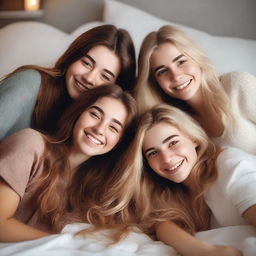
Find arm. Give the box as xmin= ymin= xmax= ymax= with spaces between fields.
xmin=0 ymin=69 xmax=41 ymax=140
xmin=0 ymin=178 xmax=49 ymax=242
xmin=243 ymin=205 xmax=256 ymax=227
xmin=156 ymin=221 xmax=241 ymax=256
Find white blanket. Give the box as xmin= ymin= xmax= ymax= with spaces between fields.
xmin=0 ymin=224 xmax=255 ymax=256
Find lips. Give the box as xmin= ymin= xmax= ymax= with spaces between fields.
xmin=85 ymin=132 xmax=104 ymax=145
xmin=164 ymin=159 xmax=184 ymax=172
xmin=74 ymin=79 xmax=89 ymax=92
xmin=174 ymin=79 xmax=192 ymax=90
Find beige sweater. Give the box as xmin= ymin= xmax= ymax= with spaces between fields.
xmin=213 ymin=71 xmax=256 ymax=154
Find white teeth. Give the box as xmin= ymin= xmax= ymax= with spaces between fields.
xmin=176 ymin=80 xmax=191 ymax=90
xmin=86 ymin=134 xmax=102 ymax=145
xmin=166 ymin=160 xmax=183 ymax=171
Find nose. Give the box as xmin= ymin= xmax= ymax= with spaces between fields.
xmin=82 ymin=69 xmax=97 ymax=87
xmin=169 ymin=67 xmax=182 ymax=82
xmin=160 ymin=151 xmax=171 ymax=164
xmin=93 ymin=120 xmax=106 ymax=136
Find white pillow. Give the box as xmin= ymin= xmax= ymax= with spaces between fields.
xmin=0 ymin=21 xmax=104 ymax=78
xmin=103 ymin=0 xmax=256 ymax=76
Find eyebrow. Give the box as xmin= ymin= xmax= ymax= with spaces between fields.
xmin=153 ymin=54 xmax=185 ymax=73
xmin=85 ymin=54 xmax=116 ymax=79
xmin=144 ymin=134 xmax=178 ymax=155
xmin=90 ymin=106 xmax=124 ymax=128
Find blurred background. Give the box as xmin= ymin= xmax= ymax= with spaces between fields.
xmin=0 ymin=0 xmax=255 ymax=39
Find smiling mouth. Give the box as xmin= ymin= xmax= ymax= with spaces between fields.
xmin=85 ymin=133 xmax=103 ymax=145
xmin=174 ymin=80 xmax=192 ymax=90
xmin=164 ymin=159 xmax=184 ymax=172
xmin=75 ymin=79 xmax=89 ymax=92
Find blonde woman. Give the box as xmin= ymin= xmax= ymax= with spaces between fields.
xmin=134 ymin=25 xmax=256 ymax=154
xmin=122 ymin=104 xmax=256 ymax=256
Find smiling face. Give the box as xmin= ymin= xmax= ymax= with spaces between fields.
xmin=71 ymin=96 xmax=128 ymax=162
xmin=150 ymin=42 xmax=202 ymax=102
xmin=142 ymin=122 xmax=198 ymax=186
xmin=66 ymin=45 xmax=121 ymax=99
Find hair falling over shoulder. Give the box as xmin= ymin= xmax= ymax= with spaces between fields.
xmin=121 ymin=104 xmax=220 ymax=238
xmin=30 ymin=85 xmax=137 ymax=232
xmin=2 ymin=25 xmax=136 ymax=135
xmin=134 ymin=25 xmax=233 ymax=125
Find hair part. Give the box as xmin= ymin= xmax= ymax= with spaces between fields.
xmin=134 ymin=25 xmax=233 ymax=127
xmin=31 ymin=85 xmax=137 ymax=232
xmin=123 ymin=104 xmax=219 ymax=237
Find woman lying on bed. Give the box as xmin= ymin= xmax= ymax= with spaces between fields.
xmin=0 ymin=24 xmax=136 ymax=140
xmin=0 ymin=85 xmax=137 ymax=242
xmin=134 ymin=25 xmax=256 ymax=155
xmin=121 ymin=104 xmax=256 ymax=256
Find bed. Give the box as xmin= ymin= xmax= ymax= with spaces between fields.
xmin=0 ymin=0 xmax=256 ymax=254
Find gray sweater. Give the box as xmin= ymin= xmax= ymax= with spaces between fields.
xmin=0 ymin=69 xmax=41 ymax=140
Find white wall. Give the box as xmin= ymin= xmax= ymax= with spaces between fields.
xmin=0 ymin=0 xmax=255 ymax=39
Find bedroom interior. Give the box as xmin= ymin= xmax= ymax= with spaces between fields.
xmin=0 ymin=0 xmax=256 ymax=255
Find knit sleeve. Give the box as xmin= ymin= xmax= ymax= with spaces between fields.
xmin=0 ymin=69 xmax=41 ymax=140
xmin=220 ymin=71 xmax=256 ymax=123
xmin=0 ymin=128 xmax=45 ymax=198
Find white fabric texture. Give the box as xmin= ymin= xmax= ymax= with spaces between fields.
xmin=103 ymin=0 xmax=256 ymax=76
xmin=0 ymin=223 xmax=255 ymax=256
xmin=205 ymin=147 xmax=256 ymax=227
xmin=213 ymin=71 xmax=256 ymax=154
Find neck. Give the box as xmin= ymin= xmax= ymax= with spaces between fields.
xmin=68 ymin=150 xmax=90 ymax=170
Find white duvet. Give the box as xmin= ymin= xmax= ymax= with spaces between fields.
xmin=0 ymin=224 xmax=255 ymax=256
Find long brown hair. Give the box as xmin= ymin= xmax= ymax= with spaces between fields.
xmin=2 ymin=25 xmax=136 ymax=134
xmin=31 ymin=85 xmax=137 ymax=232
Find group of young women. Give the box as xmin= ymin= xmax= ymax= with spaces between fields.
xmin=0 ymin=23 xmax=255 ymax=256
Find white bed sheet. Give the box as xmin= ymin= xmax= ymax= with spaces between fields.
xmin=0 ymin=223 xmax=255 ymax=256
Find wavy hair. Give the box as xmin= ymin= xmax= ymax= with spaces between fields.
xmin=122 ymin=104 xmax=219 ymax=238
xmin=134 ymin=25 xmax=233 ymax=126
xmin=2 ymin=25 xmax=136 ymax=134
xmin=30 ymin=85 xmax=137 ymax=232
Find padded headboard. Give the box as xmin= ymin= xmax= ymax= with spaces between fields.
xmin=0 ymin=0 xmax=255 ymax=40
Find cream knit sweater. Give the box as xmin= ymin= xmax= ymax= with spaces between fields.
xmin=213 ymin=71 xmax=256 ymax=154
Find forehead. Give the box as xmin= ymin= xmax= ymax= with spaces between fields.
xmin=143 ymin=122 xmax=181 ymax=149
xmin=150 ymin=42 xmax=181 ymax=66
xmin=90 ymin=96 xmax=128 ymax=124
xmin=86 ymin=45 xmax=121 ymax=74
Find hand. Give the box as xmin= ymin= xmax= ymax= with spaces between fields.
xmin=207 ymin=245 xmax=242 ymax=256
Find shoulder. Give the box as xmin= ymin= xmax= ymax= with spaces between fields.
xmin=217 ymin=146 xmax=254 ymax=162
xmin=216 ymin=146 xmax=256 ymax=174
xmin=1 ymin=69 xmax=41 ymax=90
xmin=0 ymin=128 xmax=45 ymax=155
xmin=219 ymin=71 xmax=256 ymax=89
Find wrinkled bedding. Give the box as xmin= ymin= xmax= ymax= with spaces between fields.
xmin=0 ymin=224 xmax=255 ymax=256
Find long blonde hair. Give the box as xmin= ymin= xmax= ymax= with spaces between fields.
xmin=134 ymin=25 xmax=232 ymax=125
xmin=125 ymin=104 xmax=219 ymax=238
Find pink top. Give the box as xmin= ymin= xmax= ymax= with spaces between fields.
xmin=0 ymin=128 xmax=52 ymax=232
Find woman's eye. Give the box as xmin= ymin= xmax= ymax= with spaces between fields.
xmin=89 ymin=111 xmax=100 ymax=119
xmin=101 ymin=73 xmax=111 ymax=82
xmin=109 ymin=125 xmax=119 ymax=133
xmin=156 ymin=69 xmax=167 ymax=77
xmin=82 ymin=59 xmax=92 ymax=68
xmin=147 ymin=151 xmax=158 ymax=158
xmin=178 ymin=59 xmax=186 ymax=65
xmin=169 ymin=140 xmax=178 ymax=147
